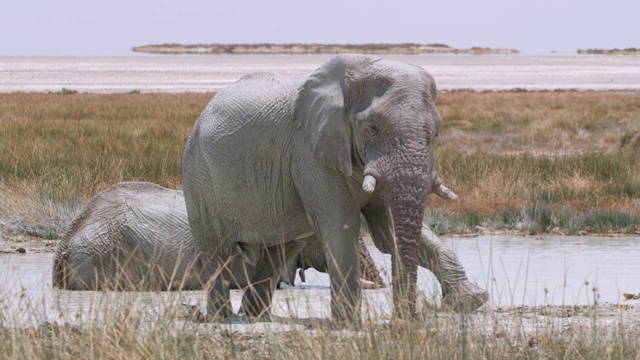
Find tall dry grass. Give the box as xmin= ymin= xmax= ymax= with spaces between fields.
xmin=436 ymin=91 xmax=640 ymax=155
xmin=2 ymin=264 xmax=639 ymax=360
xmin=432 ymin=91 xmax=640 ymax=234
xmin=1 ymin=294 xmax=639 ymax=359
xmin=0 ymin=92 xmax=209 ymax=190
xmin=0 ymin=92 xmax=210 ymax=237
xmin=1 ymin=91 xmax=639 ymax=237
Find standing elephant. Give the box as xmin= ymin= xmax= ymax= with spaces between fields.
xmin=52 ymin=182 xmax=382 ymax=291
xmin=182 ymin=54 xmax=488 ymax=322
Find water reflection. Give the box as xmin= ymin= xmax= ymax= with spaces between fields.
xmin=1 ymin=235 xmax=639 ymax=326
xmin=439 ymin=235 xmax=640 ymax=306
xmin=0 ymin=253 xmax=203 ymax=326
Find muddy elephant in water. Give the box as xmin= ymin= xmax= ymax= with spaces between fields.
xmin=182 ymin=54 xmax=488 ymax=322
xmin=52 ymin=182 xmax=383 ymax=291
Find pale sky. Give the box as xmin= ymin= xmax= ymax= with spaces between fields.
xmin=1 ymin=0 xmax=638 ymax=56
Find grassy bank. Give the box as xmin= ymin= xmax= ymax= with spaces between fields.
xmin=0 ymin=93 xmax=207 ymax=237
xmin=0 ymin=91 xmax=639 ymax=237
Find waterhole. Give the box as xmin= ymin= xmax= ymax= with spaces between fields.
xmin=1 ymin=235 xmax=638 ymax=326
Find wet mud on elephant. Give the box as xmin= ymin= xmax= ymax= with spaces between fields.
xmin=181 ymin=54 xmax=488 ymax=323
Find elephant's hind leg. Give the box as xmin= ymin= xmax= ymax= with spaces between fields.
xmin=205 ymin=257 xmax=233 ymax=321
xmin=241 ymin=241 xmax=307 ymax=319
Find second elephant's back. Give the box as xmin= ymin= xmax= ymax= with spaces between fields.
xmin=53 ymin=182 xmax=201 ymax=290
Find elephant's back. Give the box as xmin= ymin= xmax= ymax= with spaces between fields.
xmin=54 ymin=182 xmax=143 ymax=289
xmin=55 ymin=183 xmax=142 ymax=255
xmin=182 ymin=72 xmax=300 ymax=190
xmin=116 ymin=183 xmax=199 ymax=287
xmin=115 ymin=182 xmax=191 ymax=245
xmin=58 ymin=182 xmax=189 ymax=250
xmin=53 ymin=182 xmax=198 ymax=290
xmin=191 ymin=72 xmax=300 ymax=140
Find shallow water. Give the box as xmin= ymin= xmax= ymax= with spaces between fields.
xmin=438 ymin=235 xmax=640 ymax=307
xmin=369 ymin=234 xmax=640 ymax=307
xmin=1 ymin=235 xmax=638 ymax=326
xmin=2 ymin=54 xmax=640 ymax=93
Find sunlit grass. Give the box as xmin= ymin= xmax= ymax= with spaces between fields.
xmin=0 ymin=92 xmax=209 ymax=237
xmin=436 ymin=91 xmax=640 ymax=155
xmin=1 ymin=91 xmax=639 ymax=237
xmin=431 ymin=149 xmax=640 ymax=234
xmin=0 ymin=93 xmax=207 ymax=191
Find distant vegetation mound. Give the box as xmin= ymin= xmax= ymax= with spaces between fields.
xmin=577 ymin=48 xmax=640 ymax=55
xmin=132 ymin=43 xmax=519 ymax=55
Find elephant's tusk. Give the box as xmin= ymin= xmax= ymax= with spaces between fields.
xmin=434 ymin=184 xmax=458 ymax=201
xmin=362 ymin=175 xmax=376 ymax=193
xmin=359 ymin=278 xmax=381 ymax=289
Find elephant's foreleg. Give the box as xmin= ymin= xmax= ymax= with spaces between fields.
xmin=321 ymin=222 xmax=362 ymax=324
xmin=294 ymin=170 xmax=363 ymax=324
xmin=277 ymin=260 xmax=298 ymax=289
xmin=240 ymin=271 xmax=275 ymax=318
xmin=418 ymin=225 xmax=488 ymax=313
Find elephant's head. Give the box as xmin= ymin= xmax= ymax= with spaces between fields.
xmin=293 ymin=54 xmax=448 ymax=314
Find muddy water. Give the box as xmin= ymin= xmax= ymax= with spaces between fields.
xmin=2 ymin=55 xmax=640 ymax=93
xmin=1 ymin=235 xmax=639 ymax=325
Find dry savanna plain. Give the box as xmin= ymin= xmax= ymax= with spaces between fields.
xmin=1 ymin=90 xmax=640 ymax=358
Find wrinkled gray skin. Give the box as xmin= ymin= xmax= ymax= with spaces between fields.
xmin=52 ymin=182 xmax=382 ymax=291
xmin=182 ymin=54 xmax=488 ymax=322
xmin=53 ymin=182 xmax=205 ymax=291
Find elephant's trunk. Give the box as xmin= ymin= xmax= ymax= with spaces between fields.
xmin=381 ymin=157 xmax=432 ymax=316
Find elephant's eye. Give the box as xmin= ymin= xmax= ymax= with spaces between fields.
xmin=368 ymin=124 xmax=379 ymax=136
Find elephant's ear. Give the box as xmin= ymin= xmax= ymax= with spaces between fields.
xmin=293 ymin=55 xmax=369 ymax=177
xmin=426 ymin=72 xmax=438 ymax=100
xmin=406 ymin=62 xmax=438 ymax=100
